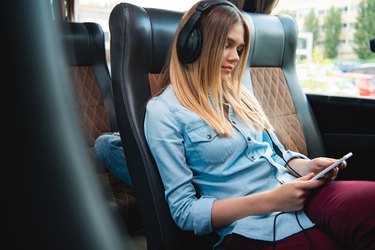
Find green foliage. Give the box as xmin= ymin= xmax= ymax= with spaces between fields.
xmin=298 ymin=48 xmax=336 ymax=94
xmin=353 ymin=0 xmax=375 ymax=60
xmin=300 ymin=78 xmax=332 ymax=93
xmin=312 ymin=47 xmax=331 ymax=64
xmin=324 ymin=7 xmax=341 ymax=59
xmin=304 ymin=10 xmax=319 ymax=47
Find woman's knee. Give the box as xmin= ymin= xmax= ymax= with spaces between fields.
xmin=94 ymin=133 xmax=123 ymax=161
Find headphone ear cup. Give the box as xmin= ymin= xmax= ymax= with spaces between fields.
xmin=177 ymin=0 xmax=236 ymax=64
xmin=178 ymin=28 xmax=202 ymax=64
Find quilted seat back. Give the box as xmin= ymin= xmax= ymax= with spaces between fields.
xmin=245 ymin=13 xmax=325 ymax=157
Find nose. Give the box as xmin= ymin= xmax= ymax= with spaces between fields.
xmin=228 ymin=48 xmax=240 ymax=61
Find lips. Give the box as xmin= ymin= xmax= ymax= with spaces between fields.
xmin=222 ymin=65 xmax=233 ymax=73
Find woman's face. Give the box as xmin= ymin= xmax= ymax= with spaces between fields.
xmin=221 ymin=21 xmax=245 ymax=83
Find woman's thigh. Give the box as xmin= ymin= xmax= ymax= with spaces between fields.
xmin=222 ymin=228 xmax=340 ymax=250
xmin=304 ymin=180 xmax=375 ymax=250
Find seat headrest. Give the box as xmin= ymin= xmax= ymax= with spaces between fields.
xmin=147 ymin=8 xmax=183 ymax=72
xmin=245 ymin=13 xmax=298 ymax=68
xmin=60 ymin=22 xmax=106 ymax=66
xmin=109 ymin=4 xmax=183 ymax=75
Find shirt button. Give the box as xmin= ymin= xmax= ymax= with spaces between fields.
xmin=207 ymin=134 xmax=212 ymax=139
xmin=251 ymin=156 xmax=256 ymax=160
xmin=247 ymin=137 xmax=252 ymax=141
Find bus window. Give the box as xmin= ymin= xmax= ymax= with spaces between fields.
xmin=78 ymin=0 xmax=375 ymax=99
xmin=78 ymin=0 xmax=199 ymax=70
xmin=273 ymin=0 xmax=375 ymax=99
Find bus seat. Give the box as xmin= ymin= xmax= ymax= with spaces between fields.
xmin=109 ymin=3 xmax=326 ymax=249
xmin=109 ymin=4 xmax=213 ymax=249
xmin=245 ymin=13 xmax=325 ymax=158
xmin=60 ymin=21 xmax=142 ymax=233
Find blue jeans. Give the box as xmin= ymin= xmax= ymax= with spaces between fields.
xmin=94 ymin=132 xmax=132 ymax=187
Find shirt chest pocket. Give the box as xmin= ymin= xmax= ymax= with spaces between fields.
xmin=186 ymin=124 xmax=235 ymax=165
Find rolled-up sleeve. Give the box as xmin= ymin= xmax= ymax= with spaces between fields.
xmin=190 ymin=196 xmax=215 ymax=234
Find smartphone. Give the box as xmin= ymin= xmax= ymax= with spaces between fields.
xmin=311 ymin=152 xmax=353 ymax=180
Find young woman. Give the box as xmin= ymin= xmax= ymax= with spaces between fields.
xmin=143 ymin=1 xmax=375 ymax=249
xmin=93 ymin=0 xmax=279 ymax=189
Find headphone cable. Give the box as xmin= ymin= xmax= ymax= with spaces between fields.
xmin=266 ymin=130 xmax=302 ymax=178
xmin=272 ymin=212 xmax=313 ymax=250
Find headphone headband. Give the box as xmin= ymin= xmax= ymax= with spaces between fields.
xmin=177 ymin=0 xmax=236 ymax=64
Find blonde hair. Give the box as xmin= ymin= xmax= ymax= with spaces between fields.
xmin=158 ymin=1 xmax=273 ymax=136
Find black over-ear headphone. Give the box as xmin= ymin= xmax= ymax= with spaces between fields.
xmin=177 ymin=0 xmax=236 ymax=64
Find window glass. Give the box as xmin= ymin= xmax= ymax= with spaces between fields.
xmin=78 ymin=0 xmax=198 ymax=70
xmin=274 ymin=0 xmax=375 ymax=98
xmin=79 ymin=0 xmax=375 ymax=98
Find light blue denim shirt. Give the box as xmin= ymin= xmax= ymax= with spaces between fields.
xmin=144 ymin=86 xmax=314 ymax=245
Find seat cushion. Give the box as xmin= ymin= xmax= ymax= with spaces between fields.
xmin=251 ymin=67 xmax=307 ymax=155
xmin=70 ymin=66 xmax=110 ymax=146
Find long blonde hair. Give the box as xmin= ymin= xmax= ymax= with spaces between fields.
xmin=158 ymin=1 xmax=273 ymax=136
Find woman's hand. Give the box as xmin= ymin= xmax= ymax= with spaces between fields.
xmin=288 ymin=157 xmax=347 ymax=181
xmin=308 ymin=157 xmax=347 ymax=181
xmin=270 ymin=173 xmax=324 ymax=212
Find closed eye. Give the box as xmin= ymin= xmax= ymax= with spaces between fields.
xmin=226 ymin=39 xmax=244 ymax=57
xmin=237 ymin=48 xmax=244 ymax=57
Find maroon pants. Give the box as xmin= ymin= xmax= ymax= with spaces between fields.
xmin=223 ymin=181 xmax=375 ymax=250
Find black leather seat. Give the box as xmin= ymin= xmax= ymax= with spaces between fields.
xmin=109 ymin=3 xmax=325 ymax=249
xmin=60 ymin=21 xmax=117 ymax=136
xmin=8 ymin=2 xmax=132 ymax=248
xmin=60 ymin=21 xmax=142 ymax=234
xmin=245 ymin=13 xmax=325 ymax=158
xmin=110 ymin=4 xmax=213 ymax=249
